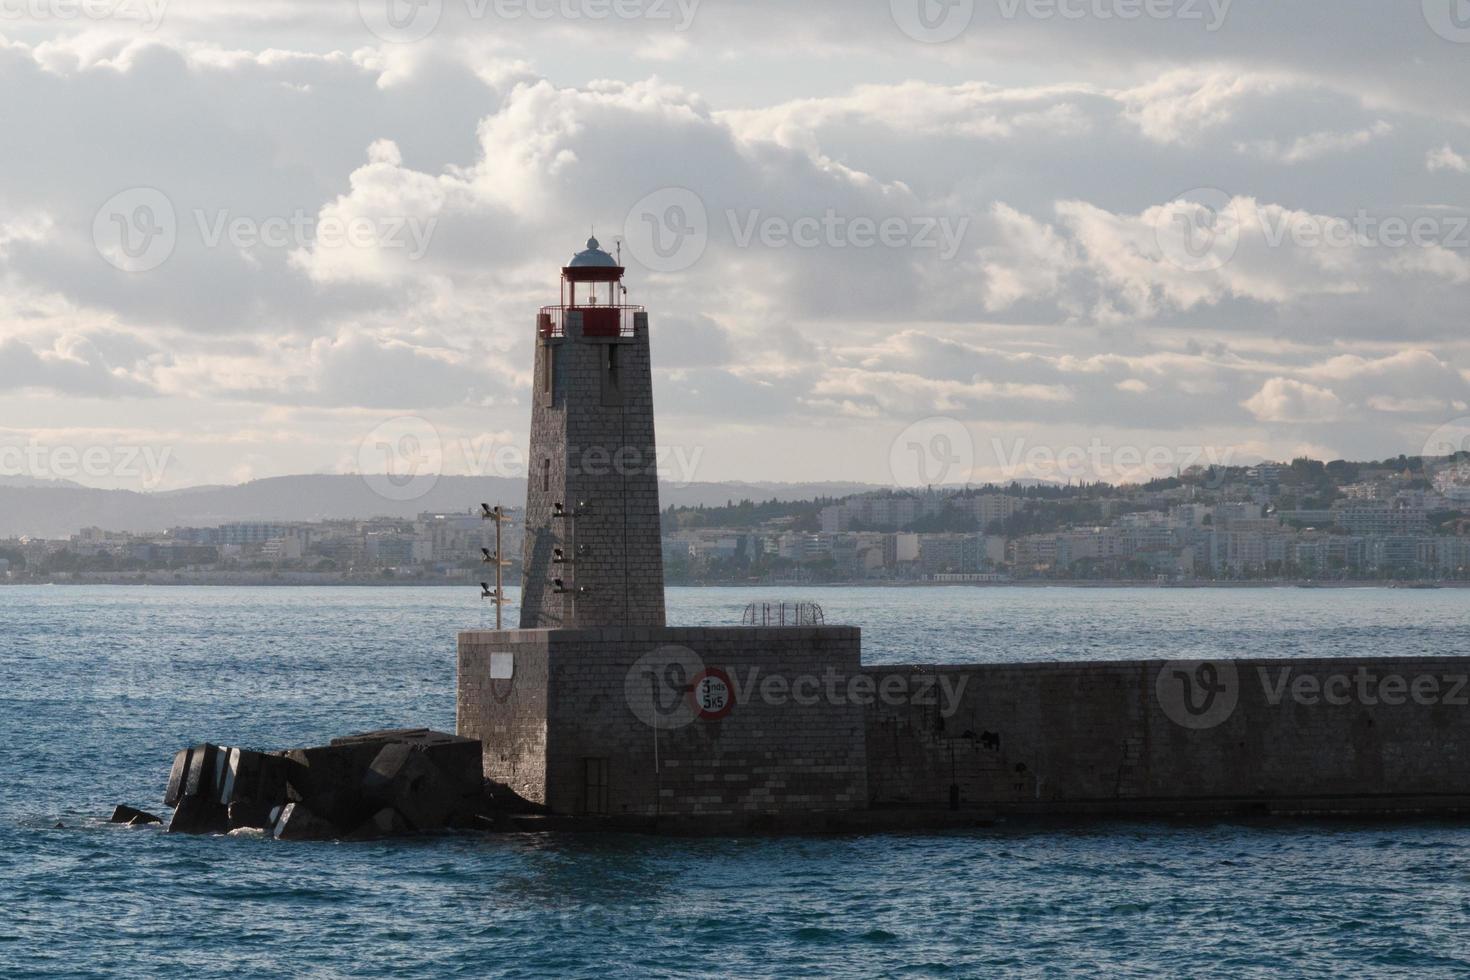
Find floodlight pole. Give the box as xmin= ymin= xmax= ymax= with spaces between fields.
xmin=481 ymin=505 xmax=512 ymax=629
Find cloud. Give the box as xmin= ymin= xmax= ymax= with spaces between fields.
xmin=288 ymin=139 xmax=451 ymax=284
xmin=654 ymin=314 xmax=733 ymax=368
xmin=1428 ymin=144 xmax=1470 ymax=174
xmin=955 ymin=194 xmax=1470 ymax=340
xmin=1296 ymin=350 xmax=1468 ymax=420
xmin=0 ymin=334 xmax=154 ymax=397
xmin=305 ymin=332 xmax=510 ymax=409
xmin=977 ymin=203 xmax=1079 ymax=315
xmin=1243 ymin=378 xmax=1344 ymax=423
xmin=724 ymin=80 xmax=1103 ymax=148
xmin=1239 ymin=121 xmax=1392 ymax=164
xmin=3 ymin=17 xmax=1470 ymax=486
xmin=1119 ymin=71 xmax=1286 ymax=145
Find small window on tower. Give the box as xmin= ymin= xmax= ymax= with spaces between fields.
xmin=543 ymin=345 xmax=556 ymax=393
xmin=542 ymin=458 xmax=550 ymax=492
xmin=600 ymin=343 xmax=624 ymax=408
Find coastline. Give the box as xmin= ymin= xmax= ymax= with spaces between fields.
xmin=2 ymin=577 xmax=1464 ymax=589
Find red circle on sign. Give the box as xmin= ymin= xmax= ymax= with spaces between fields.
xmin=689 ymin=668 xmax=735 ymax=720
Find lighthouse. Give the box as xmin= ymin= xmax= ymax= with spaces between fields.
xmin=458 ymin=233 xmax=865 ymax=820
xmin=457 ymin=237 xmax=1470 ymax=830
xmin=518 ymin=237 xmax=667 ymax=629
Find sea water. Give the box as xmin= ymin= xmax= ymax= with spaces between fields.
xmin=3 ymin=585 xmax=1469 ymax=977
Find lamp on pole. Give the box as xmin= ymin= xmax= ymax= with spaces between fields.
xmin=480 ymin=504 xmax=513 ymax=630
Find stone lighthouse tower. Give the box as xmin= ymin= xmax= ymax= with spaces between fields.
xmin=518 ymin=237 xmax=666 ymax=629
xmin=459 ymin=233 xmax=865 ymax=819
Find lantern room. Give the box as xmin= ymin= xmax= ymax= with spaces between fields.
xmin=538 ymin=236 xmax=644 ymax=339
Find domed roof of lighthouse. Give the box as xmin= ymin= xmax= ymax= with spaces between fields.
xmin=568 ymin=236 xmax=619 ymax=268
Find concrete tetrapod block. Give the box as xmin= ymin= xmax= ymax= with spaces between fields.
xmin=159 ymin=731 xmax=486 ymax=840
xmin=348 ymin=807 xmax=411 ymax=840
xmin=218 ymin=749 xmax=296 ymax=830
xmin=110 ymin=805 xmax=162 ymax=826
xmin=273 ymin=745 xmax=370 ymax=827
xmin=165 ymin=742 xmax=300 ymax=834
xmin=361 ymin=744 xmax=472 ymax=832
xmin=226 ymin=800 xmax=276 ymax=832
xmin=164 ymin=743 xmax=231 ymax=834
xmin=332 ymin=729 xmax=482 ymax=783
xmin=218 ymin=748 xmax=258 ymax=805
xmin=184 ymin=744 xmax=224 ymax=799
xmin=168 ymin=795 xmax=229 ymax=835
xmin=164 ymin=749 xmax=191 ymax=807
xmin=272 ymin=802 xmax=338 ymax=841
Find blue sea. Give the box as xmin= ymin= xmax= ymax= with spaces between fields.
xmin=5 ymin=585 xmax=1470 ymax=978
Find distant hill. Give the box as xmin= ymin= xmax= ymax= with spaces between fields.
xmin=0 ymin=475 xmax=884 ymax=538
xmin=0 ymin=475 xmax=84 ymax=489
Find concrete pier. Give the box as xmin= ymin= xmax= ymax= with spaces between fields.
xmin=457 ymin=237 xmax=1470 ymax=831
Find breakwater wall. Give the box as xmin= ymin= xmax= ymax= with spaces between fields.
xmin=459 ymin=627 xmax=867 ymax=818
xmin=866 ymin=657 xmax=1470 ymax=815
xmin=461 ymin=629 xmax=1470 ymax=824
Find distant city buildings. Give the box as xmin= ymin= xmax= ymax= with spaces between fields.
xmin=659 ymin=456 xmax=1470 ymax=584
xmin=5 ymin=455 xmax=1470 ymax=586
xmin=0 ymin=510 xmax=519 ymax=584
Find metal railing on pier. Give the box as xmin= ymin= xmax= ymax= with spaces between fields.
xmin=741 ymin=602 xmax=826 ymax=627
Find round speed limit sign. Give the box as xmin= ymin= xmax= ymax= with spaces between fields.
xmin=689 ymin=668 xmax=735 ymax=721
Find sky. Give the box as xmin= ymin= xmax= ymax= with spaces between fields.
xmin=2 ymin=0 xmax=1470 ymax=493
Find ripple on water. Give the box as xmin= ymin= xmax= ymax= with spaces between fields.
xmin=7 ymin=586 xmax=1470 ymax=976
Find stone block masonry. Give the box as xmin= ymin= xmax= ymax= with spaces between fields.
xmin=461 ymin=639 xmax=1470 ymax=822
xmin=457 ymin=639 xmax=549 ymax=805
xmin=455 ymin=238 xmax=1470 ymax=829
xmin=865 ymin=657 xmax=1470 ymax=815
xmin=519 ymin=309 xmax=666 ymax=630
xmin=459 ymin=627 xmax=867 ymax=817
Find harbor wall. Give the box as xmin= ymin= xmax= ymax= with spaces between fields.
xmin=461 ymin=631 xmax=1470 ymax=821
xmin=864 ymin=657 xmax=1470 ymax=814
xmin=459 ymin=627 xmax=867 ymax=817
